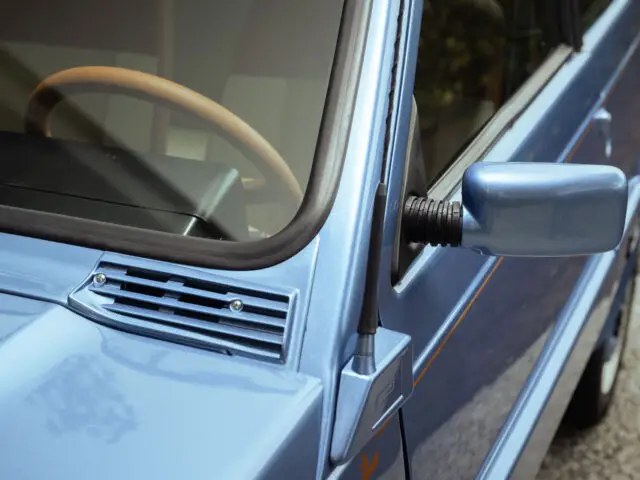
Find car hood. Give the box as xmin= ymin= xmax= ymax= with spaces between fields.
xmin=0 ymin=293 xmax=323 ymax=480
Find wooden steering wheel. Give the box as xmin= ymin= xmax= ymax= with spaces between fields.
xmin=24 ymin=66 xmax=303 ymax=204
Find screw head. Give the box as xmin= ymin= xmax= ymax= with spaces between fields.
xmin=229 ymin=299 xmax=243 ymax=312
xmin=93 ymin=273 xmax=107 ymax=286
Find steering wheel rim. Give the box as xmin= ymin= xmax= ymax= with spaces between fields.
xmin=24 ymin=66 xmax=303 ymax=203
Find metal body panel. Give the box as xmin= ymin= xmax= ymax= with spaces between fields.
xmin=483 ymin=7 xmax=640 ymax=476
xmin=329 ymin=415 xmax=407 ymax=480
xmin=481 ymin=177 xmax=640 ymax=479
xmin=378 ymin=0 xmax=640 ymax=478
xmin=0 ymin=293 xmax=323 ymax=480
xmin=0 ymin=0 xmax=638 ymax=478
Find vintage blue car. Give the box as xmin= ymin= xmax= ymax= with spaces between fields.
xmin=0 ymin=0 xmax=638 ymax=478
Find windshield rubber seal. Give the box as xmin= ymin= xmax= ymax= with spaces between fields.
xmin=0 ymin=0 xmax=372 ymax=270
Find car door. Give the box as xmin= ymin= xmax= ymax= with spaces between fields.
xmin=377 ymin=0 xmax=640 ymax=479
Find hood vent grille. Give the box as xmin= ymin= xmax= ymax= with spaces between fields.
xmin=69 ymin=260 xmax=292 ymax=362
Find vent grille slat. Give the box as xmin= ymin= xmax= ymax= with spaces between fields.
xmin=70 ymin=260 xmax=292 ymax=363
xmin=90 ymin=283 xmax=287 ymax=330
xmin=98 ymin=264 xmax=288 ymax=316
xmin=104 ymin=303 xmax=284 ymax=346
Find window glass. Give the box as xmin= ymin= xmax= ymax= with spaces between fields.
xmin=580 ymin=0 xmax=612 ymax=30
xmin=414 ymin=0 xmax=560 ymax=185
xmin=0 ymin=0 xmax=344 ymax=241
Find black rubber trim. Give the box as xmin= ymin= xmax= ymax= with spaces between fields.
xmin=0 ymin=0 xmax=372 ymax=271
xmin=562 ymin=0 xmax=584 ymax=51
xmin=379 ymin=0 xmax=405 ymax=184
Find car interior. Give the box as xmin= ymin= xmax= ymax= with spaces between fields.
xmin=0 ymin=0 xmax=341 ymax=240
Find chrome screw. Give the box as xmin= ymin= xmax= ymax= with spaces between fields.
xmin=229 ymin=299 xmax=244 ymax=312
xmin=93 ymin=273 xmax=107 ymax=287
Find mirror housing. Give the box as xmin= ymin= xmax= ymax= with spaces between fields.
xmin=461 ymin=163 xmax=627 ymax=256
xmin=404 ymin=162 xmax=628 ymax=257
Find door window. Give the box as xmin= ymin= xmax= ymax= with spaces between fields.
xmin=414 ymin=0 xmax=562 ymax=185
xmin=580 ymin=0 xmax=612 ymax=30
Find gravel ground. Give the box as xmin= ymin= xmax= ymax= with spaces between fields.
xmin=537 ymin=277 xmax=640 ymax=480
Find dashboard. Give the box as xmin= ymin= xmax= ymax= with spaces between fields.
xmin=0 ymin=131 xmax=249 ymax=240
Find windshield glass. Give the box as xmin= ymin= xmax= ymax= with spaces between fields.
xmin=0 ymin=0 xmax=344 ymax=242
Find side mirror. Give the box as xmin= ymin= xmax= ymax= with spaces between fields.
xmin=461 ymin=162 xmax=628 ymax=256
xmin=404 ymin=162 xmax=628 ymax=256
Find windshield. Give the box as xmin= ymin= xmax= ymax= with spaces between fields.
xmin=0 ymin=0 xmax=344 ymax=242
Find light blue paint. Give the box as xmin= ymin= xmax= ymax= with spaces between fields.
xmin=330 ymin=327 xmax=412 ymax=463
xmin=461 ymin=162 xmax=628 ymax=257
xmin=478 ymin=174 xmax=640 ymax=479
xmin=0 ymin=0 xmax=638 ymax=478
xmin=0 ymin=295 xmax=323 ymax=480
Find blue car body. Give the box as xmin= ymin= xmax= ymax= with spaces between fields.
xmin=1 ymin=0 xmax=639 ymax=479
